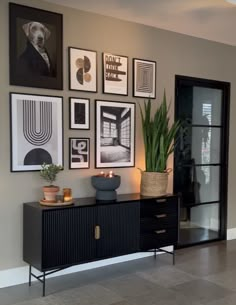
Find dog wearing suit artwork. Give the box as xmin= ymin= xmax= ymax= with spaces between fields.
xmin=17 ymin=21 xmax=55 ymax=77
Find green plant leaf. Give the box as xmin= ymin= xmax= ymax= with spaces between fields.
xmin=139 ymin=90 xmax=182 ymax=172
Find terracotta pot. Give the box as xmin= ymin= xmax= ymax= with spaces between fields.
xmin=43 ymin=186 xmax=60 ymax=203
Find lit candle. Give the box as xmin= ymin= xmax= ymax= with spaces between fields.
xmin=63 ymin=188 xmax=72 ymax=202
xmin=108 ymin=171 xmax=113 ymax=178
xmin=99 ymin=171 xmax=105 ymax=177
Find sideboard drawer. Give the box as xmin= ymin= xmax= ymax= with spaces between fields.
xmin=140 ymin=229 xmax=178 ymax=250
xmin=140 ymin=197 xmax=178 ymax=217
xmin=141 ymin=214 xmax=177 ymax=232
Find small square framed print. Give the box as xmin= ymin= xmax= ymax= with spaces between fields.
xmin=133 ymin=58 xmax=156 ymax=98
xmin=69 ymin=138 xmax=90 ymax=169
xmin=69 ymin=97 xmax=90 ymax=130
xmin=69 ymin=47 xmax=97 ymax=92
xmin=103 ymin=53 xmax=128 ymax=96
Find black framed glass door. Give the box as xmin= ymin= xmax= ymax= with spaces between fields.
xmin=174 ymin=75 xmax=230 ymax=247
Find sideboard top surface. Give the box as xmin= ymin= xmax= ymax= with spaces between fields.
xmin=23 ymin=193 xmax=176 ymax=210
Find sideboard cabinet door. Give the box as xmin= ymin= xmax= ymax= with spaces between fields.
xmin=42 ymin=207 xmax=96 ymax=270
xmin=96 ymin=202 xmax=140 ymax=259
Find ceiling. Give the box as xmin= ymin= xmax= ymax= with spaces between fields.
xmin=44 ymin=0 xmax=236 ymax=46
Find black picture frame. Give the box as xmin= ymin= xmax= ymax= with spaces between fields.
xmin=102 ymin=52 xmax=128 ymax=96
xmin=69 ymin=47 xmax=97 ymax=92
xmin=69 ymin=97 xmax=90 ymax=130
xmin=9 ymin=3 xmax=63 ymax=90
xmin=95 ymin=100 xmax=135 ymax=168
xmin=10 ymin=92 xmax=63 ymax=172
xmin=69 ymin=138 xmax=90 ymax=169
xmin=133 ymin=58 xmax=156 ymax=99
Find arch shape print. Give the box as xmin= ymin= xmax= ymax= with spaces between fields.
xmin=23 ymin=100 xmax=52 ymax=146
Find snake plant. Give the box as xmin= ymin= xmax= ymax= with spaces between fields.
xmin=139 ymin=91 xmax=181 ymax=172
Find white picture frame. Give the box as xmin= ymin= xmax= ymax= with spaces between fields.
xmin=10 ymin=93 xmax=63 ymax=172
xmin=133 ymin=58 xmax=156 ymax=98
xmin=69 ymin=138 xmax=90 ymax=169
xmin=69 ymin=97 xmax=90 ymax=130
xmin=103 ymin=53 xmax=128 ymax=96
xmin=69 ymin=47 xmax=97 ymax=92
xmin=95 ymin=100 xmax=135 ymax=168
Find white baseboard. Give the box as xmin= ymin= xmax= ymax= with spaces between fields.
xmin=227 ymin=228 xmax=236 ymax=240
xmin=0 ymin=247 xmax=173 ymax=288
xmin=3 ymin=228 xmax=235 ymax=289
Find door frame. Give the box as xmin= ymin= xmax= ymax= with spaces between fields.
xmin=174 ymin=75 xmax=230 ymax=245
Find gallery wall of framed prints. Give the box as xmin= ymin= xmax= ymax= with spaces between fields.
xmin=8 ymin=2 xmax=158 ymax=172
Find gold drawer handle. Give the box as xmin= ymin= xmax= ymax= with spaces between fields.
xmin=155 ymin=229 xmax=166 ymax=234
xmin=95 ymin=225 xmax=101 ymax=240
xmin=156 ymin=198 xmax=167 ymax=203
xmin=156 ymin=214 xmax=167 ymax=218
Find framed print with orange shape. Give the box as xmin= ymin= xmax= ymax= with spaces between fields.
xmin=69 ymin=47 xmax=97 ymax=92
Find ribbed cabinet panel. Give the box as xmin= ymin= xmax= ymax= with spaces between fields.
xmin=42 ymin=207 xmax=96 ymax=270
xmin=23 ymin=205 xmax=43 ymax=271
xmin=97 ymin=202 xmax=140 ymax=258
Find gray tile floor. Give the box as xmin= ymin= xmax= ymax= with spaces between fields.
xmin=1 ymin=240 xmax=236 ymax=305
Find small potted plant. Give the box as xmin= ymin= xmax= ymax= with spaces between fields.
xmin=139 ymin=90 xmax=181 ymax=196
xmin=40 ymin=163 xmax=63 ymax=202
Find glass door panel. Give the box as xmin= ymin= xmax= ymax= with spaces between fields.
xmin=174 ymin=76 xmax=230 ymax=247
xmin=175 ymin=165 xmax=220 ymax=204
xmin=179 ymin=203 xmax=220 ymax=245
xmin=192 ymin=87 xmax=222 ymax=126
xmin=195 ymin=166 xmax=220 ymax=203
xmin=191 ymin=127 xmax=221 ymax=165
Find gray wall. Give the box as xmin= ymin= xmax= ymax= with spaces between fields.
xmin=0 ymin=0 xmax=236 ymax=270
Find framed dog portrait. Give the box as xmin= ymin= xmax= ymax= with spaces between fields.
xmin=95 ymin=100 xmax=135 ymax=168
xmin=69 ymin=138 xmax=90 ymax=169
xmin=9 ymin=3 xmax=63 ymax=90
xmin=69 ymin=47 xmax=97 ymax=92
xmin=10 ymin=93 xmax=63 ymax=172
xmin=69 ymin=97 xmax=90 ymax=130
xmin=103 ymin=53 xmax=128 ymax=96
xmin=133 ymin=58 xmax=156 ymax=98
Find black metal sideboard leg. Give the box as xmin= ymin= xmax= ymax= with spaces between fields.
xmin=29 ymin=267 xmax=67 ymax=297
xmin=173 ymin=249 xmax=175 ymax=265
xmin=154 ymin=249 xmax=157 ymax=259
xmin=29 ymin=265 xmax=31 ymax=286
xmin=42 ymin=272 xmax=46 ymax=297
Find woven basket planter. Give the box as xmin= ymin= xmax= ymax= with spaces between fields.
xmin=140 ymin=171 xmax=168 ymax=197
